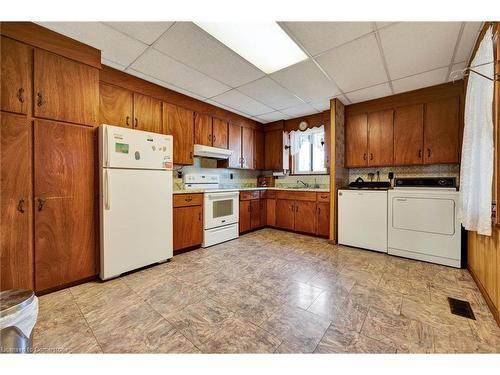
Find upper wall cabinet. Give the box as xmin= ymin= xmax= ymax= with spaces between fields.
xmin=163 ymin=102 xmax=194 ymax=165
xmin=345 ymin=114 xmax=368 ymax=167
xmin=254 ymin=130 xmax=265 ymax=170
xmin=133 ymin=93 xmax=162 ymax=133
xmin=394 ymin=104 xmax=424 ymax=165
xmin=368 ymin=110 xmax=394 ymax=166
xmin=34 ymin=49 xmax=99 ymax=127
xmin=99 ymin=82 xmax=133 ymax=128
xmin=1 ymin=37 xmax=32 ymax=115
xmin=241 ymin=127 xmax=254 ymax=169
xmin=264 ymin=130 xmax=289 ymax=170
xmin=424 ymin=96 xmax=460 ymax=164
xmin=212 ymin=118 xmax=228 ymax=149
xmin=194 ymin=114 xmax=229 ymax=149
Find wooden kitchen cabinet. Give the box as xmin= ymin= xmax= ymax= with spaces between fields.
xmin=394 ymin=104 xmax=424 ymax=165
xmin=227 ymin=123 xmax=242 ymax=168
xmin=241 ymin=127 xmax=255 ymax=169
xmin=276 ymin=199 xmax=295 ymax=230
xmin=194 ymin=112 xmax=212 ymax=146
xmin=316 ymin=202 xmax=330 ymax=237
xmin=266 ymin=198 xmax=276 ymax=227
xmin=265 ymin=130 xmax=288 ymax=170
xmin=212 ymin=118 xmax=228 ymax=149
xmin=99 ymin=82 xmax=133 ymax=128
xmin=259 ymin=198 xmax=267 ymax=228
xmin=0 ymin=113 xmax=33 ymax=291
xmin=345 ymin=114 xmax=368 ymax=167
xmin=424 ymin=96 xmax=460 ymax=164
xmin=163 ymin=102 xmax=194 ymax=165
xmin=173 ymin=193 xmax=203 ymax=252
xmin=239 ymin=200 xmax=251 ymax=233
xmin=34 ymin=49 xmax=99 ymax=127
xmin=250 ymin=200 xmax=261 ymax=229
xmin=368 ymin=109 xmax=393 ymax=166
xmin=254 ymin=130 xmax=265 ymax=170
xmin=1 ymin=37 xmax=31 ymax=115
xmin=34 ymin=119 xmax=97 ymax=292
xmin=294 ymin=201 xmax=317 ymax=234
xmin=133 ymin=93 xmax=162 ymax=133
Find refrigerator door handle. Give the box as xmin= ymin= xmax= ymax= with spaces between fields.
xmin=104 ymin=169 xmax=110 ymax=210
xmin=104 ymin=126 xmax=109 ymax=167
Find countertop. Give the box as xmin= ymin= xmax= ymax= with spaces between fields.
xmin=173 ymin=187 xmax=330 ymax=194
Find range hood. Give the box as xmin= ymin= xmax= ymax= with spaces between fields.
xmin=193 ymin=144 xmax=232 ymax=159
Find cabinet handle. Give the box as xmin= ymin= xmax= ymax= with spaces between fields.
xmin=291 ymin=204 xmax=294 ymax=212
xmin=126 ymin=116 xmax=130 ymax=126
xmin=36 ymin=92 xmax=44 ymax=107
xmin=16 ymin=88 xmax=25 ymax=103
xmin=418 ymin=149 xmax=422 ymax=158
xmin=363 ymin=153 xmax=367 ymax=161
xmin=198 ymin=212 xmax=201 ymax=221
xmin=318 ymin=207 xmax=321 ymax=215
xmin=190 ymin=151 xmax=193 ymax=159
xmin=185 ymin=197 xmax=193 ymax=202
xmin=17 ymin=199 xmax=25 ymax=213
xmin=427 ymin=148 xmax=432 ymax=158
xmin=213 ymin=135 xmax=216 ymax=143
xmin=134 ymin=118 xmax=138 ymax=128
xmin=370 ymin=153 xmax=373 ymax=160
xmin=208 ymin=134 xmax=211 ymax=142
xmin=37 ymin=198 xmax=45 ymax=211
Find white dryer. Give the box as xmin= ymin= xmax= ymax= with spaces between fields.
xmin=388 ymin=178 xmax=461 ymax=268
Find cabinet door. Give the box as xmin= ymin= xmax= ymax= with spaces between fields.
xmin=163 ymin=103 xmax=194 ymax=165
xmin=316 ymin=202 xmax=330 ymax=237
xmin=424 ymin=97 xmax=460 ymax=164
xmin=266 ymin=199 xmax=276 ymax=227
xmin=194 ymin=113 xmax=212 ymax=146
xmin=264 ymin=130 xmax=282 ymax=170
xmin=134 ymin=93 xmax=161 ymax=133
xmin=34 ymin=49 xmax=99 ymax=126
xmin=394 ymin=104 xmax=424 ymax=165
xmin=250 ymin=199 xmax=261 ymax=229
xmin=254 ymin=130 xmax=265 ymax=170
xmin=34 ymin=120 xmax=96 ymax=292
xmin=239 ymin=200 xmax=251 ymax=233
xmin=1 ymin=37 xmax=31 ymax=114
xmin=368 ymin=109 xmax=394 ymax=166
xmin=1 ymin=113 xmax=33 ymax=290
xmin=345 ymin=114 xmax=368 ymax=167
xmin=294 ymin=201 xmax=317 ymax=234
xmin=227 ymin=123 xmax=242 ymax=168
xmin=259 ymin=199 xmax=266 ymax=228
xmin=212 ymin=118 xmax=229 ymax=149
xmin=241 ymin=127 xmax=255 ymax=169
xmin=276 ymin=199 xmax=295 ymax=230
xmin=173 ymin=206 xmax=203 ymax=251
xmin=99 ymin=83 xmax=133 ymax=128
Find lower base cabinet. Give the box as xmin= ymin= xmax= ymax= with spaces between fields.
xmin=173 ymin=194 xmax=203 ymax=252
xmin=294 ymin=201 xmax=317 ymax=234
xmin=276 ymin=199 xmax=295 ymax=230
xmin=316 ymin=202 xmax=330 ymax=237
xmin=239 ymin=200 xmax=251 ymax=233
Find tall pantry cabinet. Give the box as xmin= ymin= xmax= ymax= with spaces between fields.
xmin=0 ymin=29 xmax=99 ymax=293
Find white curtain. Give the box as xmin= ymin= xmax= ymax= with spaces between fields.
xmin=459 ymin=26 xmax=495 ymax=236
xmin=289 ymin=125 xmax=325 ymax=156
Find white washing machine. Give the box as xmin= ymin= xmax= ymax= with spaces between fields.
xmin=388 ymin=178 xmax=461 ymax=268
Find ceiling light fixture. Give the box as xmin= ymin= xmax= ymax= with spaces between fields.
xmin=195 ymin=22 xmax=308 ymax=74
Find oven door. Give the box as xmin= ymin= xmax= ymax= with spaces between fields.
xmin=204 ymin=191 xmax=239 ymax=229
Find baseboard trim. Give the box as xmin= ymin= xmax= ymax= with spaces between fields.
xmin=468 ymin=265 xmax=500 ymax=327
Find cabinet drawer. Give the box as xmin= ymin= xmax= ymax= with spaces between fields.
xmin=173 ymin=193 xmax=203 ymax=207
xmin=316 ymin=192 xmax=330 ymax=202
xmin=240 ymin=190 xmax=260 ymax=200
xmin=276 ymin=191 xmax=316 ymax=202
xmin=260 ymin=190 xmax=276 ymax=199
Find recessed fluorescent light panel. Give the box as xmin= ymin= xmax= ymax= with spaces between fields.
xmin=195 ymin=22 xmax=308 ymax=74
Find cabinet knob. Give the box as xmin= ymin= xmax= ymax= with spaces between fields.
xmin=363 ymin=153 xmax=367 ymax=161
xmin=418 ymin=149 xmax=422 ymax=158
xmin=185 ymin=197 xmax=193 ymax=202
xmin=17 ymin=199 xmax=25 ymax=213
xmin=16 ymin=88 xmax=25 ymax=103
xmin=36 ymin=92 xmax=44 ymax=107
xmin=370 ymin=153 xmax=373 ymax=161
xmin=427 ymin=148 xmax=432 ymax=158
xmin=213 ymin=135 xmax=216 ymax=143
xmin=134 ymin=118 xmax=138 ymax=128
xmin=126 ymin=116 xmax=130 ymax=126
xmin=198 ymin=212 xmax=201 ymax=221
xmin=37 ymin=198 xmax=45 ymax=211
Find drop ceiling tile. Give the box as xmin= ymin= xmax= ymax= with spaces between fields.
xmin=205 ymin=99 xmax=252 ymax=118
xmin=392 ymin=67 xmax=448 ymax=94
xmin=454 ymin=22 xmax=483 ymax=63
xmin=380 ymin=22 xmax=462 ymax=80
xmin=129 ymin=48 xmax=230 ymax=98
xmin=237 ymin=77 xmax=304 ymax=110
xmin=254 ymin=111 xmax=287 ymax=123
xmin=280 ymin=103 xmax=319 ymax=117
xmin=209 ymin=89 xmax=274 ymax=116
xmin=270 ymin=59 xmax=340 ymax=102
xmin=283 ymin=22 xmax=373 ymax=56
xmin=103 ymin=22 xmax=174 ymax=45
xmin=316 ymin=34 xmax=388 ymax=93
xmin=345 ymin=83 xmax=392 ymax=104
xmin=37 ymin=22 xmax=148 ymax=67
xmin=153 ymin=22 xmax=265 ymax=87
xmin=309 ymin=98 xmax=331 ymax=111
xmin=102 ymin=58 xmax=127 ymax=71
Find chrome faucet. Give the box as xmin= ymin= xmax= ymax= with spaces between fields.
xmin=297 ymin=180 xmax=309 ymax=188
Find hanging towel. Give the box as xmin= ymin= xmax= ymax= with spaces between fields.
xmin=459 ymin=26 xmax=495 ymax=236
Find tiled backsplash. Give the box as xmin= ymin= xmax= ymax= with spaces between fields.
xmin=348 ymin=164 xmax=460 ymax=186
xmin=173 ymin=158 xmax=260 ymax=191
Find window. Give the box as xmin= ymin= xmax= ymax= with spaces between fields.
xmin=290 ymin=126 xmax=326 ymax=174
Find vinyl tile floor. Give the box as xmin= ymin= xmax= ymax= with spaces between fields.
xmin=32 ymin=229 xmax=500 ymax=353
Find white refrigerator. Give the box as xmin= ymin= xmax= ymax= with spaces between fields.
xmin=99 ymin=124 xmax=173 ymax=280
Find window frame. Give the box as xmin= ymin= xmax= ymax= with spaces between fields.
xmin=291 ymin=128 xmax=327 ymax=175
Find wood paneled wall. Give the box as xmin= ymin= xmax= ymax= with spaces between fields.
xmin=467 ymin=22 xmax=500 ymax=326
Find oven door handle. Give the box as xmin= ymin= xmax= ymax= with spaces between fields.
xmin=207 ymin=194 xmax=239 ymax=200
